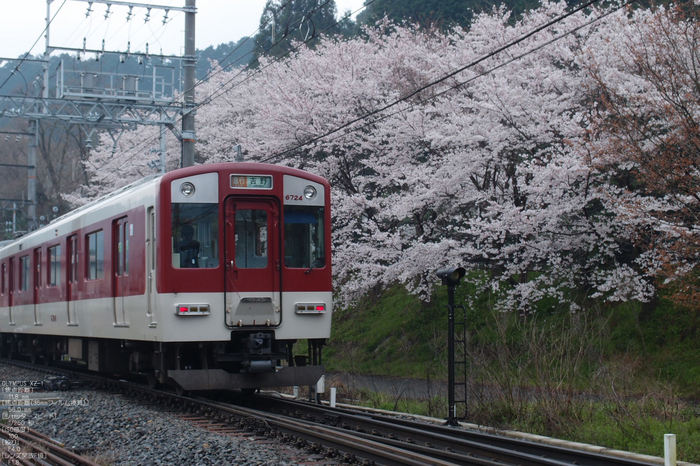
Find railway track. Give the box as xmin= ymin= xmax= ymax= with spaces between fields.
xmin=0 ymin=359 xmax=677 ymax=465
xmin=201 ymin=394 xmax=663 ymax=466
xmin=0 ymin=420 xmax=101 ymax=466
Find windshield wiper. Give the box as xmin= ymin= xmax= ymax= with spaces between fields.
xmin=305 ymin=257 xmax=325 ymax=274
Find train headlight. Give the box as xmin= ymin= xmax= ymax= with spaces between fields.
xmin=175 ymin=304 xmax=210 ymax=316
xmin=180 ymin=182 xmax=196 ymax=197
xmin=295 ymin=303 xmax=326 ymax=314
xmin=303 ymin=185 xmax=317 ymax=200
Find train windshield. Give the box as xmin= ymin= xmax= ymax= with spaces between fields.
xmin=284 ymin=206 xmax=325 ymax=269
xmin=172 ymin=203 xmax=219 ymax=269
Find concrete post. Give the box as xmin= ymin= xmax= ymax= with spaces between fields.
xmin=665 ymin=434 xmax=676 ymax=466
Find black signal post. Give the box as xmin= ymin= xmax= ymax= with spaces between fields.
xmin=436 ymin=266 xmax=466 ymax=426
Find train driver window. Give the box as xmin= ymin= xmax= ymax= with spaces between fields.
xmin=284 ymin=206 xmax=325 ymax=269
xmin=172 ymin=203 xmax=219 ymax=269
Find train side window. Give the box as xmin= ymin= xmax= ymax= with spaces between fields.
xmin=68 ymin=235 xmax=78 ymax=284
xmin=284 ymin=206 xmax=325 ymax=269
xmin=124 ymin=222 xmax=129 ymax=275
xmin=149 ymin=208 xmax=156 ymax=272
xmin=1 ymin=262 xmax=5 ymax=295
xmin=19 ymin=255 xmax=30 ymax=291
xmin=115 ymin=219 xmax=130 ymax=276
xmin=86 ymin=230 xmax=104 ymax=280
xmin=34 ymin=249 xmax=41 ymax=288
xmin=171 ymin=203 xmax=219 ymax=269
xmin=48 ymin=245 xmax=61 ymax=287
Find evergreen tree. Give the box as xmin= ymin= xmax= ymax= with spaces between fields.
xmin=196 ymin=38 xmax=255 ymax=78
xmin=253 ymin=0 xmax=338 ymax=64
xmin=357 ymin=0 xmax=473 ymax=29
xmin=356 ymin=0 xmax=567 ymax=29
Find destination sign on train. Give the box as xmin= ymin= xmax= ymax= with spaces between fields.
xmin=230 ymin=175 xmax=273 ymax=189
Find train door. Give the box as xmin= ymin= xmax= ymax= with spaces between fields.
xmin=66 ymin=235 xmax=78 ymax=325
xmin=224 ymin=198 xmax=281 ymax=327
xmin=113 ymin=218 xmax=129 ymax=327
xmin=33 ymin=248 xmax=41 ymax=325
xmin=146 ymin=207 xmax=157 ymax=326
xmin=8 ymin=257 xmax=14 ymax=325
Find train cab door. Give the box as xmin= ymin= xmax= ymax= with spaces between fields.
xmin=113 ymin=218 xmax=129 ymax=327
xmin=224 ymin=198 xmax=281 ymax=327
xmin=66 ymin=235 xmax=78 ymax=326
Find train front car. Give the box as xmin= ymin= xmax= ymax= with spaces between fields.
xmin=155 ymin=163 xmax=332 ymax=392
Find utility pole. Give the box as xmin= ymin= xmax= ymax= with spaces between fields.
xmin=27 ymin=121 xmax=38 ymax=228
xmin=0 ymin=1 xmax=196 ymax=230
xmin=181 ymin=0 xmax=197 ymax=167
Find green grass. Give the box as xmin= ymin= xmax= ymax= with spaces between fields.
xmin=329 ymin=384 xmax=700 ymax=462
xmin=325 ymin=283 xmax=700 ymax=463
xmin=326 ymin=284 xmax=448 ymax=378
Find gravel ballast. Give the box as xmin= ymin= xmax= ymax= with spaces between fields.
xmin=0 ymin=364 xmax=307 ymax=465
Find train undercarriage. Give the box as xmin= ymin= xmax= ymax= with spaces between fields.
xmin=0 ymin=332 xmax=326 ymax=393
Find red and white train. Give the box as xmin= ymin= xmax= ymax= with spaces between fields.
xmin=0 ymin=163 xmax=332 ymax=393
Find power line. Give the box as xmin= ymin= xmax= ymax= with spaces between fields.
xmin=0 ymin=0 xmax=68 ymax=94
xmin=86 ymin=0 xmax=372 ymax=178
xmin=192 ymin=0 xmax=382 ymax=112
xmin=86 ymin=0 xmax=611 ymax=184
xmin=261 ymin=0 xmax=638 ymax=164
xmin=259 ymin=0 xmax=621 ymax=163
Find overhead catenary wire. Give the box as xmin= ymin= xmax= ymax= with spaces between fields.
xmin=127 ymin=0 xmax=183 ymax=57
xmin=92 ymin=0 xmax=605 ymax=179
xmin=90 ymin=0 xmax=375 ymax=176
xmin=86 ymin=0 xmax=612 ymax=181
xmin=190 ymin=0 xmax=384 ymax=112
xmin=258 ymin=0 xmax=627 ymax=164
xmin=259 ymin=0 xmax=638 ymax=165
xmin=124 ymin=0 xmax=383 ymax=155
xmin=0 ymin=0 xmax=68 ymax=94
xmin=164 ymin=0 xmax=615 ymax=167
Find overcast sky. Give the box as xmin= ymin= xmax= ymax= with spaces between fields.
xmin=0 ymin=1 xmax=365 ymax=59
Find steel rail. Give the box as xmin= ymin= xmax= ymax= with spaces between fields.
xmin=197 ymin=398 xmax=478 ymax=466
xmin=0 ymin=421 xmax=101 ymax=466
xmin=0 ymin=359 xmax=667 ymax=466
xmin=242 ymin=395 xmax=660 ymax=466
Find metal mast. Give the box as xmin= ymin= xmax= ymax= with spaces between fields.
xmin=0 ymin=1 xmax=197 ymax=232
xmin=181 ymin=0 xmax=196 ymax=167
xmin=1 ymin=1 xmax=197 ymax=160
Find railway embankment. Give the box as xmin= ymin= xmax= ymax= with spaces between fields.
xmin=324 ymin=285 xmax=700 ymax=462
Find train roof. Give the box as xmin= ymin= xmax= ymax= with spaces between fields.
xmin=0 ymin=162 xmax=329 ymax=255
xmin=50 ymin=174 xmax=162 ymax=225
xmin=159 ymin=162 xmax=330 ymax=186
xmin=0 ymin=173 xmax=162 ymax=254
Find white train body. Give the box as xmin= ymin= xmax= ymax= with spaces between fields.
xmin=0 ymin=163 xmax=332 ymax=391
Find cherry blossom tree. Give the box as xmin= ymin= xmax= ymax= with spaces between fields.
xmin=581 ymin=5 xmax=700 ymax=306
xmin=63 ymin=125 xmax=180 ymax=206
xmin=72 ymin=1 xmax=696 ymax=312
